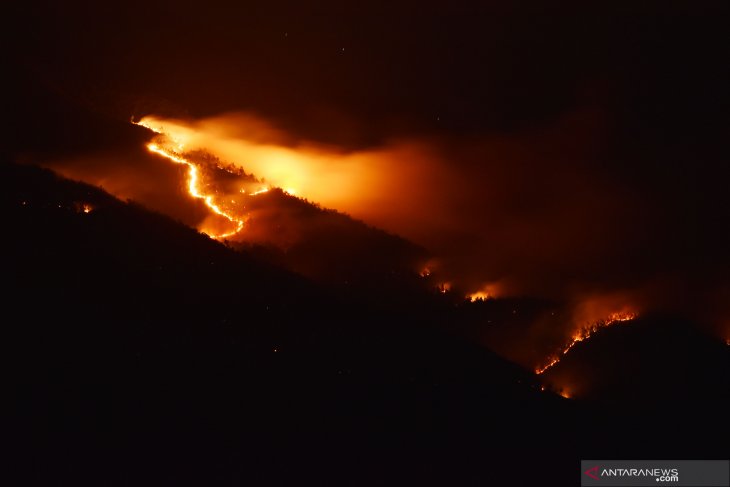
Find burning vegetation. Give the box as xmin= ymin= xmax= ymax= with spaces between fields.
xmin=535 ymin=310 xmax=638 ymax=375
xmin=124 ymin=117 xmax=723 ymax=385
xmin=134 ymin=119 xmax=251 ymax=239
xmin=24 ymin=111 xmax=725 ymax=388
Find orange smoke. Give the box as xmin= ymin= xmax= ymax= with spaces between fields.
xmin=535 ymin=297 xmax=639 ymax=375
xmin=130 ymin=113 xmax=721 ymax=360
xmin=134 ymin=114 xmax=457 ymax=240
xmin=534 ymin=310 xmax=637 ymax=375
xmin=36 ymin=108 xmax=728 ymax=370
xmin=145 ymin=141 xmax=244 ymax=239
xmin=467 ymin=282 xmax=502 ymax=302
xmin=128 ymin=109 xmax=636 ymax=300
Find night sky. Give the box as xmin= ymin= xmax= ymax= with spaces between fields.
xmin=10 ymin=2 xmax=727 ymax=139
xmin=9 ymin=1 xmax=730 ymax=332
xmin=5 ymin=1 xmax=730 ymax=484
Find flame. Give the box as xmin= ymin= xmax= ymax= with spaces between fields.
xmin=129 ymin=114 xmax=456 ymax=239
xmin=73 ymin=202 xmax=94 ymax=214
xmin=535 ymin=356 xmax=561 ymax=375
xmin=535 ymin=310 xmax=637 ymax=375
xmin=467 ymin=283 xmax=500 ymax=302
xmin=468 ymin=292 xmax=492 ymax=301
xmin=145 ymin=141 xmax=244 ymax=239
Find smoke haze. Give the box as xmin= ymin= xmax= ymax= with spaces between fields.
xmin=40 ymin=105 xmax=730 ymax=347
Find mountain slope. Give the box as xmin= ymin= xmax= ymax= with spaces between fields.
xmin=5 ymin=161 xmax=728 ymax=486
xmin=539 ymin=314 xmax=730 ymax=401
xmin=4 ymin=161 xmax=572 ymax=486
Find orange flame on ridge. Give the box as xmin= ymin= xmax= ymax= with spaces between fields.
xmin=134 ymin=119 xmax=245 ymax=240
xmin=145 ymin=143 xmax=245 ymax=239
xmin=467 ymin=283 xmax=500 ymax=302
xmin=535 ymin=310 xmax=637 ymax=375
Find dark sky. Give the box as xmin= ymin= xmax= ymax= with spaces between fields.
xmin=10 ymin=1 xmax=727 ymax=141
xmin=7 ymin=1 xmax=730 ymax=333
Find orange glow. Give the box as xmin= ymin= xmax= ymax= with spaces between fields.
xmin=131 ymin=114 xmax=455 ymax=241
xmin=144 ymin=141 xmax=244 ymax=239
xmin=535 ymin=356 xmax=561 ymax=376
xmin=134 ymin=115 xmax=361 ymax=206
xmin=74 ymin=202 xmax=94 ymax=214
xmin=468 ymin=291 xmax=492 ymax=302
xmin=419 ymin=259 xmax=443 ymax=279
xmin=467 ymin=283 xmax=500 ymax=302
xmin=535 ymin=309 xmax=638 ymax=375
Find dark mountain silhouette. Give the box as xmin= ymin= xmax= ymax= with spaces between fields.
xmin=232 ymin=187 xmax=429 ymax=300
xmin=4 ymin=161 xmax=728 ymax=486
xmin=540 ymin=314 xmax=730 ymax=402
xmin=2 ymin=161 xmax=551 ymax=485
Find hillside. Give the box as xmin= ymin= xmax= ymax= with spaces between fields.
xmin=3 ymin=161 xmax=563 ymax=485
xmin=4 ymin=161 xmax=728 ymax=485
xmin=230 ymin=187 xmax=430 ymax=299
xmin=539 ymin=314 xmax=730 ymax=401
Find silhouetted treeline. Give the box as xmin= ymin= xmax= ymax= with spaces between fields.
xmin=4 ymin=161 xmax=728 ymax=486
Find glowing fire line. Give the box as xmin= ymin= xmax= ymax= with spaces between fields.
xmin=535 ymin=311 xmax=637 ymax=375
xmin=133 ymin=118 xmax=245 ymax=239
xmin=146 ymin=143 xmax=244 ymax=239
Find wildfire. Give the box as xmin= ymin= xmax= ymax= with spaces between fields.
xmin=535 ymin=356 xmax=561 ymax=375
xmin=146 ymin=143 xmax=245 ymax=239
xmin=134 ymin=119 xmax=245 ymax=240
xmin=73 ymin=202 xmax=94 ymax=214
xmin=419 ymin=260 xmax=440 ymax=278
xmin=468 ymin=291 xmax=492 ymax=302
xmin=535 ymin=310 xmax=638 ymax=375
xmin=466 ymin=282 xmax=501 ymax=302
